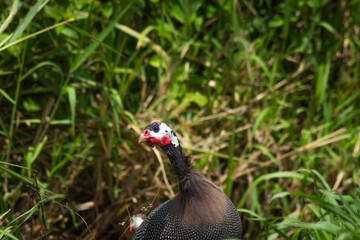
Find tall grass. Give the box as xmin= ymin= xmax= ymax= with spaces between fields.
xmin=0 ymin=0 xmax=359 ymax=239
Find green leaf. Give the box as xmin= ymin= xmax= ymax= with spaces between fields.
xmin=149 ymin=54 xmax=168 ymax=69
xmin=23 ymin=97 xmax=41 ymax=112
xmin=319 ymin=21 xmax=340 ymax=38
xmin=254 ymin=144 xmax=275 ymax=160
xmin=237 ymin=208 xmax=267 ymax=220
xmin=170 ymin=92 xmax=208 ymax=118
xmin=268 ymin=15 xmax=284 ymax=28
xmin=7 ymin=0 xmax=49 ymax=45
xmin=279 ymin=218 xmax=341 ymax=234
xmin=0 ymin=87 xmax=15 ymax=104
xmin=25 ymin=136 xmax=47 ymax=172
xmin=0 ymin=229 xmax=18 ymax=240
xmin=311 ymin=169 xmax=332 ymax=191
xmin=292 ymin=191 xmax=353 ymax=223
xmin=269 ymin=192 xmax=290 ymax=203
xmin=252 ymin=107 xmax=271 ymax=136
xmin=67 ymin=86 xmax=76 ymax=136
xmin=315 ymin=56 xmax=331 ymax=105
xmin=49 ymin=135 xmax=82 ymax=176
xmin=238 ymin=171 xmax=303 ymax=208
xmin=250 ymin=55 xmax=270 ymax=78
xmin=20 ymin=61 xmax=64 ymax=83
xmin=184 ymin=92 xmax=208 ymax=107
xmin=0 ymin=0 xmax=20 ymax=36
xmin=70 ymin=3 xmax=132 ymax=72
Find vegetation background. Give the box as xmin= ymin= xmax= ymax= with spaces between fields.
xmin=1 ymin=0 xmax=360 ymax=239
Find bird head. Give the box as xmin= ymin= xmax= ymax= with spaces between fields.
xmin=138 ymin=119 xmax=179 ymax=148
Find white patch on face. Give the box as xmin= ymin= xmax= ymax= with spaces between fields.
xmin=150 ymin=123 xmax=179 ymax=147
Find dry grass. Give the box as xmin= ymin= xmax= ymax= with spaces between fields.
xmin=1 ymin=0 xmax=360 ymax=239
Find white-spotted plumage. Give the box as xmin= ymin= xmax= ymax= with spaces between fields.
xmin=134 ymin=120 xmax=242 ymax=240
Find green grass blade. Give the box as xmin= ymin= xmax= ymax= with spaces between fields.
xmin=0 ymin=18 xmax=74 ymax=51
xmin=338 ymin=193 xmax=360 ymax=224
xmin=67 ymin=86 xmax=76 ymax=136
xmin=254 ymin=144 xmax=276 ymax=161
xmin=269 ymin=192 xmax=290 ymax=204
xmin=0 ymin=229 xmax=18 ymax=240
xmin=310 ymin=169 xmax=332 ymax=191
xmin=279 ymin=218 xmax=341 ymax=234
xmin=70 ymin=3 xmax=132 ymax=73
xmin=25 ymin=136 xmax=47 ymax=174
xmin=237 ymin=208 xmax=267 ymax=221
xmin=292 ymin=191 xmax=353 ymax=223
xmin=0 ymin=164 xmax=50 ymax=194
xmin=252 ymin=107 xmax=271 ymax=136
xmin=315 ymin=55 xmax=331 ymax=106
xmin=0 ymin=116 xmax=12 ymax=147
xmin=272 ymin=227 xmax=292 ymax=240
xmin=0 ymin=0 xmax=19 ymax=35
xmin=237 ymin=171 xmax=303 ymax=208
xmin=225 ymin=120 xmax=236 ymax=197
xmin=7 ymin=0 xmax=49 ymax=45
xmin=20 ymin=61 xmax=64 ymax=83
xmin=0 ymin=195 xmax=24 ymax=240
xmin=0 ymin=88 xmax=15 ymax=104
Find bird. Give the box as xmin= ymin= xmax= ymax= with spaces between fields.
xmin=132 ymin=118 xmax=242 ymax=240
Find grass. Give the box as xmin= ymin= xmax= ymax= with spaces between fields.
xmin=0 ymin=0 xmax=360 ymax=239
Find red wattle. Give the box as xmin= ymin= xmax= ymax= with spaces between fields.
xmin=160 ymin=135 xmax=171 ymax=146
xmin=151 ymin=135 xmax=171 ymax=146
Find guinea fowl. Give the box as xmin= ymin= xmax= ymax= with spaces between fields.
xmin=133 ymin=119 xmax=242 ymax=240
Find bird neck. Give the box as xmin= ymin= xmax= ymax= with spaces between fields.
xmin=160 ymin=144 xmax=191 ymax=183
xmin=161 ymin=144 xmax=228 ymax=228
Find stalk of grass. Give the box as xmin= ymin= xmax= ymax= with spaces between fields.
xmin=0 ymin=196 xmax=23 ymax=240
xmin=70 ymin=3 xmax=132 ymax=73
xmin=67 ymin=86 xmax=76 ymax=136
xmin=0 ymin=0 xmax=20 ymax=35
xmin=225 ymin=119 xmax=237 ymax=197
xmin=0 ymin=19 xmax=74 ymax=51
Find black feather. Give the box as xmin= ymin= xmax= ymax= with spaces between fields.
xmin=133 ymin=123 xmax=242 ymax=239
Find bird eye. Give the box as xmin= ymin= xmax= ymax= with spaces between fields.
xmin=153 ymin=125 xmax=160 ymax=133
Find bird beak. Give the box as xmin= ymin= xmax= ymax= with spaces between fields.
xmin=138 ymin=133 xmax=146 ymax=144
xmin=138 ymin=130 xmax=155 ymax=148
